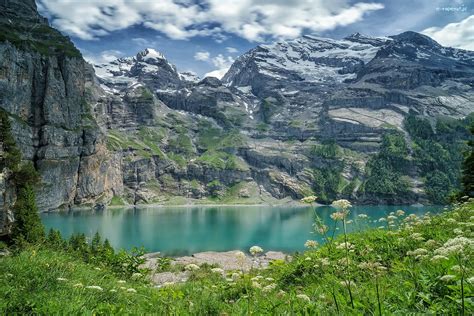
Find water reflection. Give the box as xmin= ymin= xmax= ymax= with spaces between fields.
xmin=41 ymin=205 xmax=445 ymax=256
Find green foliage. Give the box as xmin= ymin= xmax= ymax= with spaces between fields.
xmin=0 ymin=110 xmax=43 ymax=246
xmin=207 ymin=180 xmax=223 ymax=197
xmin=461 ymin=124 xmax=474 ymax=197
xmin=363 ymin=131 xmax=411 ymax=198
xmin=0 ymin=19 xmax=81 ymax=58
xmin=311 ymin=167 xmax=344 ymax=203
xmin=0 ymin=110 xmax=21 ymax=171
xmin=11 ymin=185 xmax=45 ymax=246
xmin=310 ymin=140 xmax=342 ymax=159
xmin=404 ymin=114 xmax=472 ymax=203
xmin=168 ymin=133 xmax=194 ymax=156
xmin=260 ymin=99 xmax=276 ymax=124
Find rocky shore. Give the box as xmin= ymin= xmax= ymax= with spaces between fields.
xmin=142 ymin=250 xmax=290 ymax=286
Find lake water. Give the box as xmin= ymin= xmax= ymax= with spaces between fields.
xmin=41 ymin=205 xmax=445 ymax=256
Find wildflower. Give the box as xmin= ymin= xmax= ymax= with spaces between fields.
xmin=340 ymin=280 xmax=356 ymax=288
xmin=296 ymin=294 xmax=311 ymax=303
xmin=277 ymin=290 xmax=286 ymax=298
xmin=430 ymin=255 xmax=449 ymax=262
xmin=265 ymin=277 xmax=274 ymax=282
xmin=263 ymin=283 xmax=277 ymax=292
xmin=110 ymin=289 xmax=117 ymax=292
xmin=318 ymin=258 xmax=330 ymax=266
xmin=117 ymin=280 xmax=126 ymax=284
xmin=251 ymin=275 xmax=263 ymax=281
xmin=447 ymin=218 xmax=456 ymax=223
xmin=346 ymin=220 xmax=353 ymax=224
xmin=185 ymin=264 xmax=200 ymax=271
xmin=451 ymin=265 xmax=462 ymax=273
xmin=407 ymin=248 xmax=428 ymax=256
xmin=396 ymin=210 xmax=405 ymax=216
xmin=235 ymin=251 xmax=246 ymax=262
xmin=330 ymin=212 xmax=346 ymax=221
xmin=56 ymin=277 xmax=68 ymax=282
xmin=316 ymin=225 xmax=329 ymax=234
xmin=358 ymin=214 xmax=368 ymax=219
xmin=378 ymin=217 xmax=386 ymax=222
xmin=453 ymin=228 xmax=463 ymax=235
xmin=332 ymin=199 xmax=352 ymax=210
xmin=301 ymin=195 xmax=317 ymax=204
xmin=387 ymin=215 xmax=397 ymax=221
xmin=85 ymin=285 xmax=103 ymax=291
xmin=336 ymin=242 xmax=354 ymax=250
xmin=73 ymin=283 xmax=83 ymax=287
xmin=439 ymin=275 xmax=456 ymax=282
xmin=304 ymin=240 xmax=318 ymax=249
xmin=249 ymin=246 xmax=263 ymax=256
xmin=231 ymin=273 xmax=240 ymax=281
xmin=126 ymin=288 xmax=137 ymax=293
xmin=434 ymin=236 xmax=474 ymax=256
xmin=358 ymin=261 xmax=387 ymax=273
xmin=425 ymin=239 xmax=437 ymax=248
xmin=252 ymin=281 xmax=262 ymax=289
xmin=211 ymin=268 xmax=224 ymax=274
xmin=131 ymin=272 xmax=142 ymax=279
xmin=94 ymin=267 xmax=101 ymax=271
xmin=467 ymin=277 xmax=474 ymax=285
xmin=305 ymin=257 xmax=312 ymax=261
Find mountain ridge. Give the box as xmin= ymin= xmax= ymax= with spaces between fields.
xmin=0 ymin=0 xmax=473 ymax=212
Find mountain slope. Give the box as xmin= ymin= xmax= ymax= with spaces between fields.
xmin=1 ymin=0 xmax=473 ymax=210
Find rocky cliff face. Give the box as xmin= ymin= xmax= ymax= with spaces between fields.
xmin=0 ymin=0 xmax=119 ymax=210
xmin=1 ymin=0 xmax=473 ymax=210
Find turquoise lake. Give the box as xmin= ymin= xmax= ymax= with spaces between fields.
xmin=41 ymin=205 xmax=446 ymax=256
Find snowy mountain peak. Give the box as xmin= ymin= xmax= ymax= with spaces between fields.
xmin=222 ymin=33 xmax=386 ymax=87
xmin=136 ymin=48 xmax=167 ymax=61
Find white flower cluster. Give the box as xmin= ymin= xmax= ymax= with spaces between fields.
xmin=184 ymin=263 xmax=200 ymax=271
xmin=304 ymin=240 xmax=318 ymax=249
xmin=301 ymin=195 xmax=317 ymax=204
xmin=332 ymin=199 xmax=352 ymax=210
xmin=249 ymin=246 xmax=263 ymax=256
xmin=434 ymin=236 xmax=474 ymax=256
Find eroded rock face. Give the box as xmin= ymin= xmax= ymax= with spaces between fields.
xmin=0 ymin=0 xmax=116 ymax=210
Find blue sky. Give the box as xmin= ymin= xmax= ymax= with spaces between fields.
xmin=37 ymin=0 xmax=474 ymax=78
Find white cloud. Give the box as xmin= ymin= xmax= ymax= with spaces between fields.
xmin=422 ymin=15 xmax=474 ymax=51
xmin=204 ymin=68 xmax=229 ymax=79
xmin=83 ymin=49 xmax=124 ymax=64
xmin=38 ymin=0 xmax=384 ymax=42
xmin=226 ymin=47 xmax=239 ymax=54
xmin=204 ymin=54 xmax=235 ymax=79
xmin=194 ymin=51 xmax=211 ymax=61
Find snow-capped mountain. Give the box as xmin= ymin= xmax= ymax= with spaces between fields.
xmin=93 ymin=48 xmax=182 ymax=92
xmin=222 ymin=33 xmax=388 ymax=90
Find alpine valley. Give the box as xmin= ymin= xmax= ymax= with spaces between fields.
xmin=1 ymin=0 xmax=473 ymax=217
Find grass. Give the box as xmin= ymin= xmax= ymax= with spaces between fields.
xmin=1 ymin=200 xmax=472 ymax=314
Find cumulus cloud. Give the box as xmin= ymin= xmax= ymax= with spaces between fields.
xmin=204 ymin=54 xmax=235 ymax=79
xmin=422 ymin=15 xmax=474 ymax=51
xmin=194 ymin=51 xmax=211 ymax=61
xmin=38 ymin=0 xmax=384 ymax=42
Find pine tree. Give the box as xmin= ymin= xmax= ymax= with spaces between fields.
xmin=11 ymin=185 xmax=45 ymax=244
xmin=461 ymin=125 xmax=474 ymax=197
